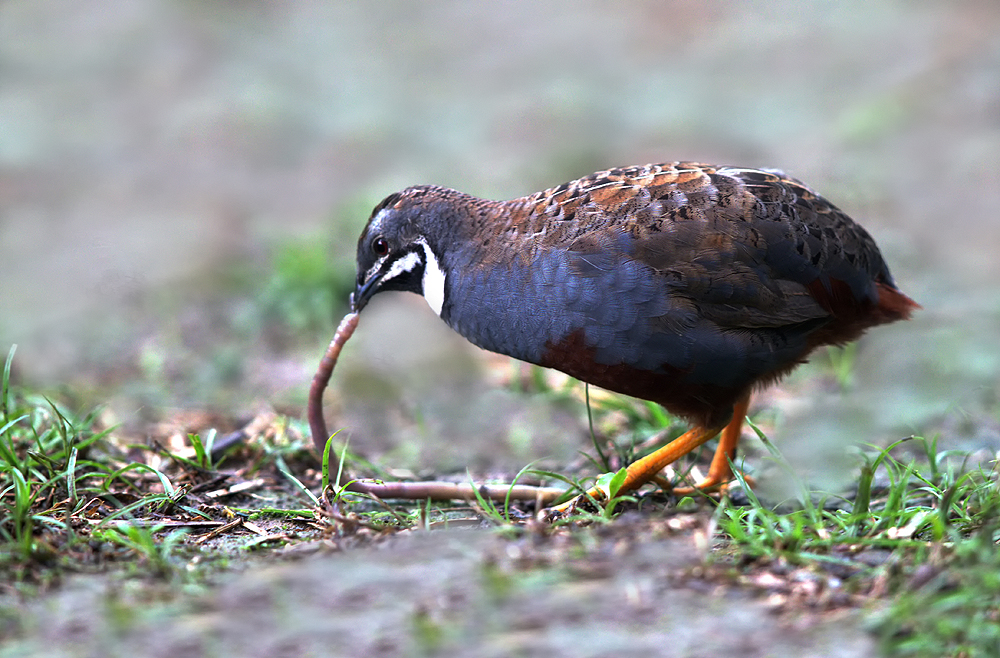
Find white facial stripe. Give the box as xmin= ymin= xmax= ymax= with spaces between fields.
xmin=380 ymin=250 xmax=421 ymax=284
xmin=418 ymin=239 xmax=446 ymax=317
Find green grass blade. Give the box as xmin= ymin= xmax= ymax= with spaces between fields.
xmin=504 ymin=460 xmax=544 ymax=521
xmin=66 ymin=446 xmax=79 ymax=505
xmin=73 ymin=424 xmax=116 ymax=452
xmin=203 ymin=428 xmax=217 ymax=463
xmin=1 ymin=344 xmax=14 ymax=423
xmin=467 ymin=470 xmax=504 ymax=525
xmin=189 ymin=433 xmax=207 ymax=469
xmin=851 ymin=458 xmax=874 ymax=534
xmin=320 ymin=429 xmax=346 ymax=492
xmin=585 ymin=385 xmax=613 ymax=472
xmin=92 ymin=494 xmax=173 ymax=530
xmin=0 ymin=415 xmax=29 ymax=470
xmin=275 ymin=452 xmax=320 ymax=506
xmin=102 ymin=463 xmax=175 ymax=495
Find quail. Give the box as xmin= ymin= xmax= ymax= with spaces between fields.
xmin=351 ymin=162 xmax=918 ymax=501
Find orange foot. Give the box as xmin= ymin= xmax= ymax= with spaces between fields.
xmin=666 ymin=393 xmax=752 ymax=494
xmin=545 ymin=393 xmax=751 ymax=516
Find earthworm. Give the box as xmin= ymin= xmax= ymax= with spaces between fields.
xmin=308 ymin=311 xmax=360 ymax=455
xmin=305 ymin=310 xmax=567 ymax=506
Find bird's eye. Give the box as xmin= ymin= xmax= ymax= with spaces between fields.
xmin=372 ymin=237 xmax=390 ymax=256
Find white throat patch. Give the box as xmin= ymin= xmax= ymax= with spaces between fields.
xmin=367 ymin=238 xmax=446 ymax=317
xmin=417 ymin=239 xmax=446 ymax=317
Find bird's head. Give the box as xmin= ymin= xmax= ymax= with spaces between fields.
xmin=352 ymin=186 xmax=462 ymax=316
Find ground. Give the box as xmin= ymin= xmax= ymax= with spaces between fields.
xmin=3 ymin=373 xmax=997 ymax=657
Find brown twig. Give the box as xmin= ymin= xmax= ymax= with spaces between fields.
xmin=204 ymin=478 xmax=266 ymax=499
xmin=193 ymin=519 xmax=243 ymax=544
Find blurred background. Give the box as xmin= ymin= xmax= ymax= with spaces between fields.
xmin=1 ymin=1 xmax=997 ymax=482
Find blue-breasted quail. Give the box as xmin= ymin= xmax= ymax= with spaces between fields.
xmin=351 ymin=162 xmax=918 ymax=498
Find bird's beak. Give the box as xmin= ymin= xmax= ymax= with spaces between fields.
xmin=350 ymin=273 xmax=381 ymax=313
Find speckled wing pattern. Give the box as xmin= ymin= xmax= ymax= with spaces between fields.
xmin=510 ymin=162 xmax=893 ymax=310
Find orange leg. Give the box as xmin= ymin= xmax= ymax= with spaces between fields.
xmin=546 ymin=394 xmax=753 ymax=515
xmin=547 ymin=421 xmax=727 ymax=515
xmin=617 ymin=423 xmax=728 ymax=494
xmin=672 ymin=392 xmax=751 ymax=493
